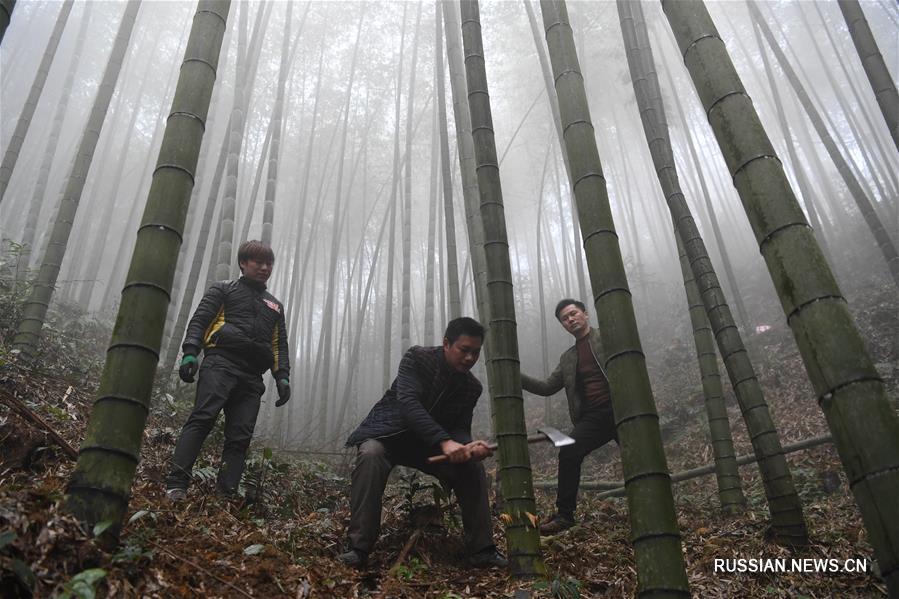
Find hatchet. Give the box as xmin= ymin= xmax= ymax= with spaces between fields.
xmin=427 ymin=426 xmax=574 ymax=463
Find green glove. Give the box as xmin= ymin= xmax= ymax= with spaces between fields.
xmin=179 ymin=354 xmax=198 ymax=383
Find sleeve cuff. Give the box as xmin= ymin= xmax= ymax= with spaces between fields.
xmin=429 ymin=431 xmax=452 ymax=447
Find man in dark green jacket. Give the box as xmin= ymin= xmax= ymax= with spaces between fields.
xmin=521 ymin=299 xmax=618 ymax=534
xmin=165 ymin=240 xmax=291 ymax=501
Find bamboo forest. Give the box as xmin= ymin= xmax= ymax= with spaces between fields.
xmin=1 ymin=0 xmax=898 ymax=596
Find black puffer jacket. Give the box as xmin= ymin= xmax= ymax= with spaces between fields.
xmin=346 ymin=346 xmax=483 ymax=448
xmin=183 ymin=277 xmax=290 ymax=378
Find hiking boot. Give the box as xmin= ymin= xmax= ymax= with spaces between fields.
xmin=165 ymin=487 xmax=187 ymax=503
xmin=337 ymin=548 xmax=368 ymax=569
xmin=467 ymin=547 xmax=508 ymax=569
xmin=540 ymin=513 xmax=575 ymax=535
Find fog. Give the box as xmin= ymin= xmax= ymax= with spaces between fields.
xmin=2 ymin=0 xmax=897 ymax=451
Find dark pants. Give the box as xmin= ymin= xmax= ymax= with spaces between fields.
xmin=348 ymin=437 xmax=495 ymax=555
xmin=166 ymin=354 xmax=265 ymax=493
xmin=557 ymin=402 xmax=617 ymax=518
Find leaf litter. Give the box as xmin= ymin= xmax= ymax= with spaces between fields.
xmin=0 ymin=284 xmax=895 ymax=597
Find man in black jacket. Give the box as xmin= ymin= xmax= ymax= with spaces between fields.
xmin=165 ymin=240 xmax=291 ymax=501
xmin=337 ymin=317 xmax=507 ymax=570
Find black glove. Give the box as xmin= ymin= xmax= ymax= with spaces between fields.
xmin=275 ymin=378 xmax=291 ymax=407
xmin=179 ymin=354 xmax=198 ymax=383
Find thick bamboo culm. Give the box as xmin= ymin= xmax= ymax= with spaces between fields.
xmin=534 ymin=435 xmax=833 ymax=495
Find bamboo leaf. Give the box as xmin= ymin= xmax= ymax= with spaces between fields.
xmin=92 ymin=520 xmax=113 ymax=537
xmin=128 ymin=510 xmax=150 ymax=524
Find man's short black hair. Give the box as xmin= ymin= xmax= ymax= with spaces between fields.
xmin=444 ymin=317 xmax=485 ymax=344
xmin=554 ymin=298 xmax=587 ymax=320
xmin=237 ymin=240 xmax=275 ymax=266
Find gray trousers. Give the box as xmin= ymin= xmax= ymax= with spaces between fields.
xmin=348 ymin=438 xmax=495 ymax=555
xmin=166 ymin=354 xmax=265 ymax=493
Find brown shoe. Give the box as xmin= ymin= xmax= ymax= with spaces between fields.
xmin=540 ymin=513 xmax=575 ymax=535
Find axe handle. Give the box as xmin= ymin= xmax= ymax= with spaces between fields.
xmin=427 ymin=433 xmax=549 ymax=464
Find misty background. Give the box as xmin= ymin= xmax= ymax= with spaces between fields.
xmin=1 ymin=0 xmax=896 ymax=452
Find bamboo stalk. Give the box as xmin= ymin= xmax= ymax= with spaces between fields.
xmin=460 ymin=0 xmax=545 ymax=577
xmin=65 ymin=0 xmax=230 ymax=538
xmin=539 ymin=0 xmax=690 ymax=593
xmin=534 ymin=435 xmax=835 ymax=494
xmin=663 ymin=2 xmax=899 ymax=592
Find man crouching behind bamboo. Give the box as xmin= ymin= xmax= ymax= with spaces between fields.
xmin=338 ymin=317 xmax=507 ymax=570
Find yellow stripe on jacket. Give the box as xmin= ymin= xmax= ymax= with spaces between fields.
xmin=271 ymin=326 xmax=279 ymax=372
xmin=203 ymin=307 xmax=225 ymax=347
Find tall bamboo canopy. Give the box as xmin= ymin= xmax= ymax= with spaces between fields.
xmin=0 ymin=0 xmax=896 ymax=589
xmin=540 ymin=0 xmax=689 ymax=594
xmin=662 ymin=1 xmax=899 ymax=593
xmin=837 ymin=0 xmax=899 ymax=151
xmin=0 ymin=0 xmax=72 ymax=203
xmin=619 ymin=0 xmax=804 ymax=539
xmin=11 ymin=0 xmax=141 ymax=357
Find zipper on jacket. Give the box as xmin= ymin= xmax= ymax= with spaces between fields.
xmin=587 ymin=332 xmax=609 ymax=381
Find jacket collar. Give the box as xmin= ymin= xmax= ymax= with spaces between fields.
xmin=569 ymin=326 xmax=595 ymax=346
xmin=238 ymin=275 xmax=267 ymax=291
xmin=437 ymin=346 xmax=469 ymax=379
xmin=438 ymin=346 xmax=452 ymax=374
xmin=568 ymin=328 xmax=603 ymax=355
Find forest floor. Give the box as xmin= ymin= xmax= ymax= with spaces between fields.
xmin=0 ymin=281 xmax=896 ymax=598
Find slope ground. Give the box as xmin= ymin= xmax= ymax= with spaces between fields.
xmin=0 ymin=281 xmax=896 ymax=597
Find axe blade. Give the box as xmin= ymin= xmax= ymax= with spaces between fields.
xmin=537 ymin=426 xmax=575 ymax=447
